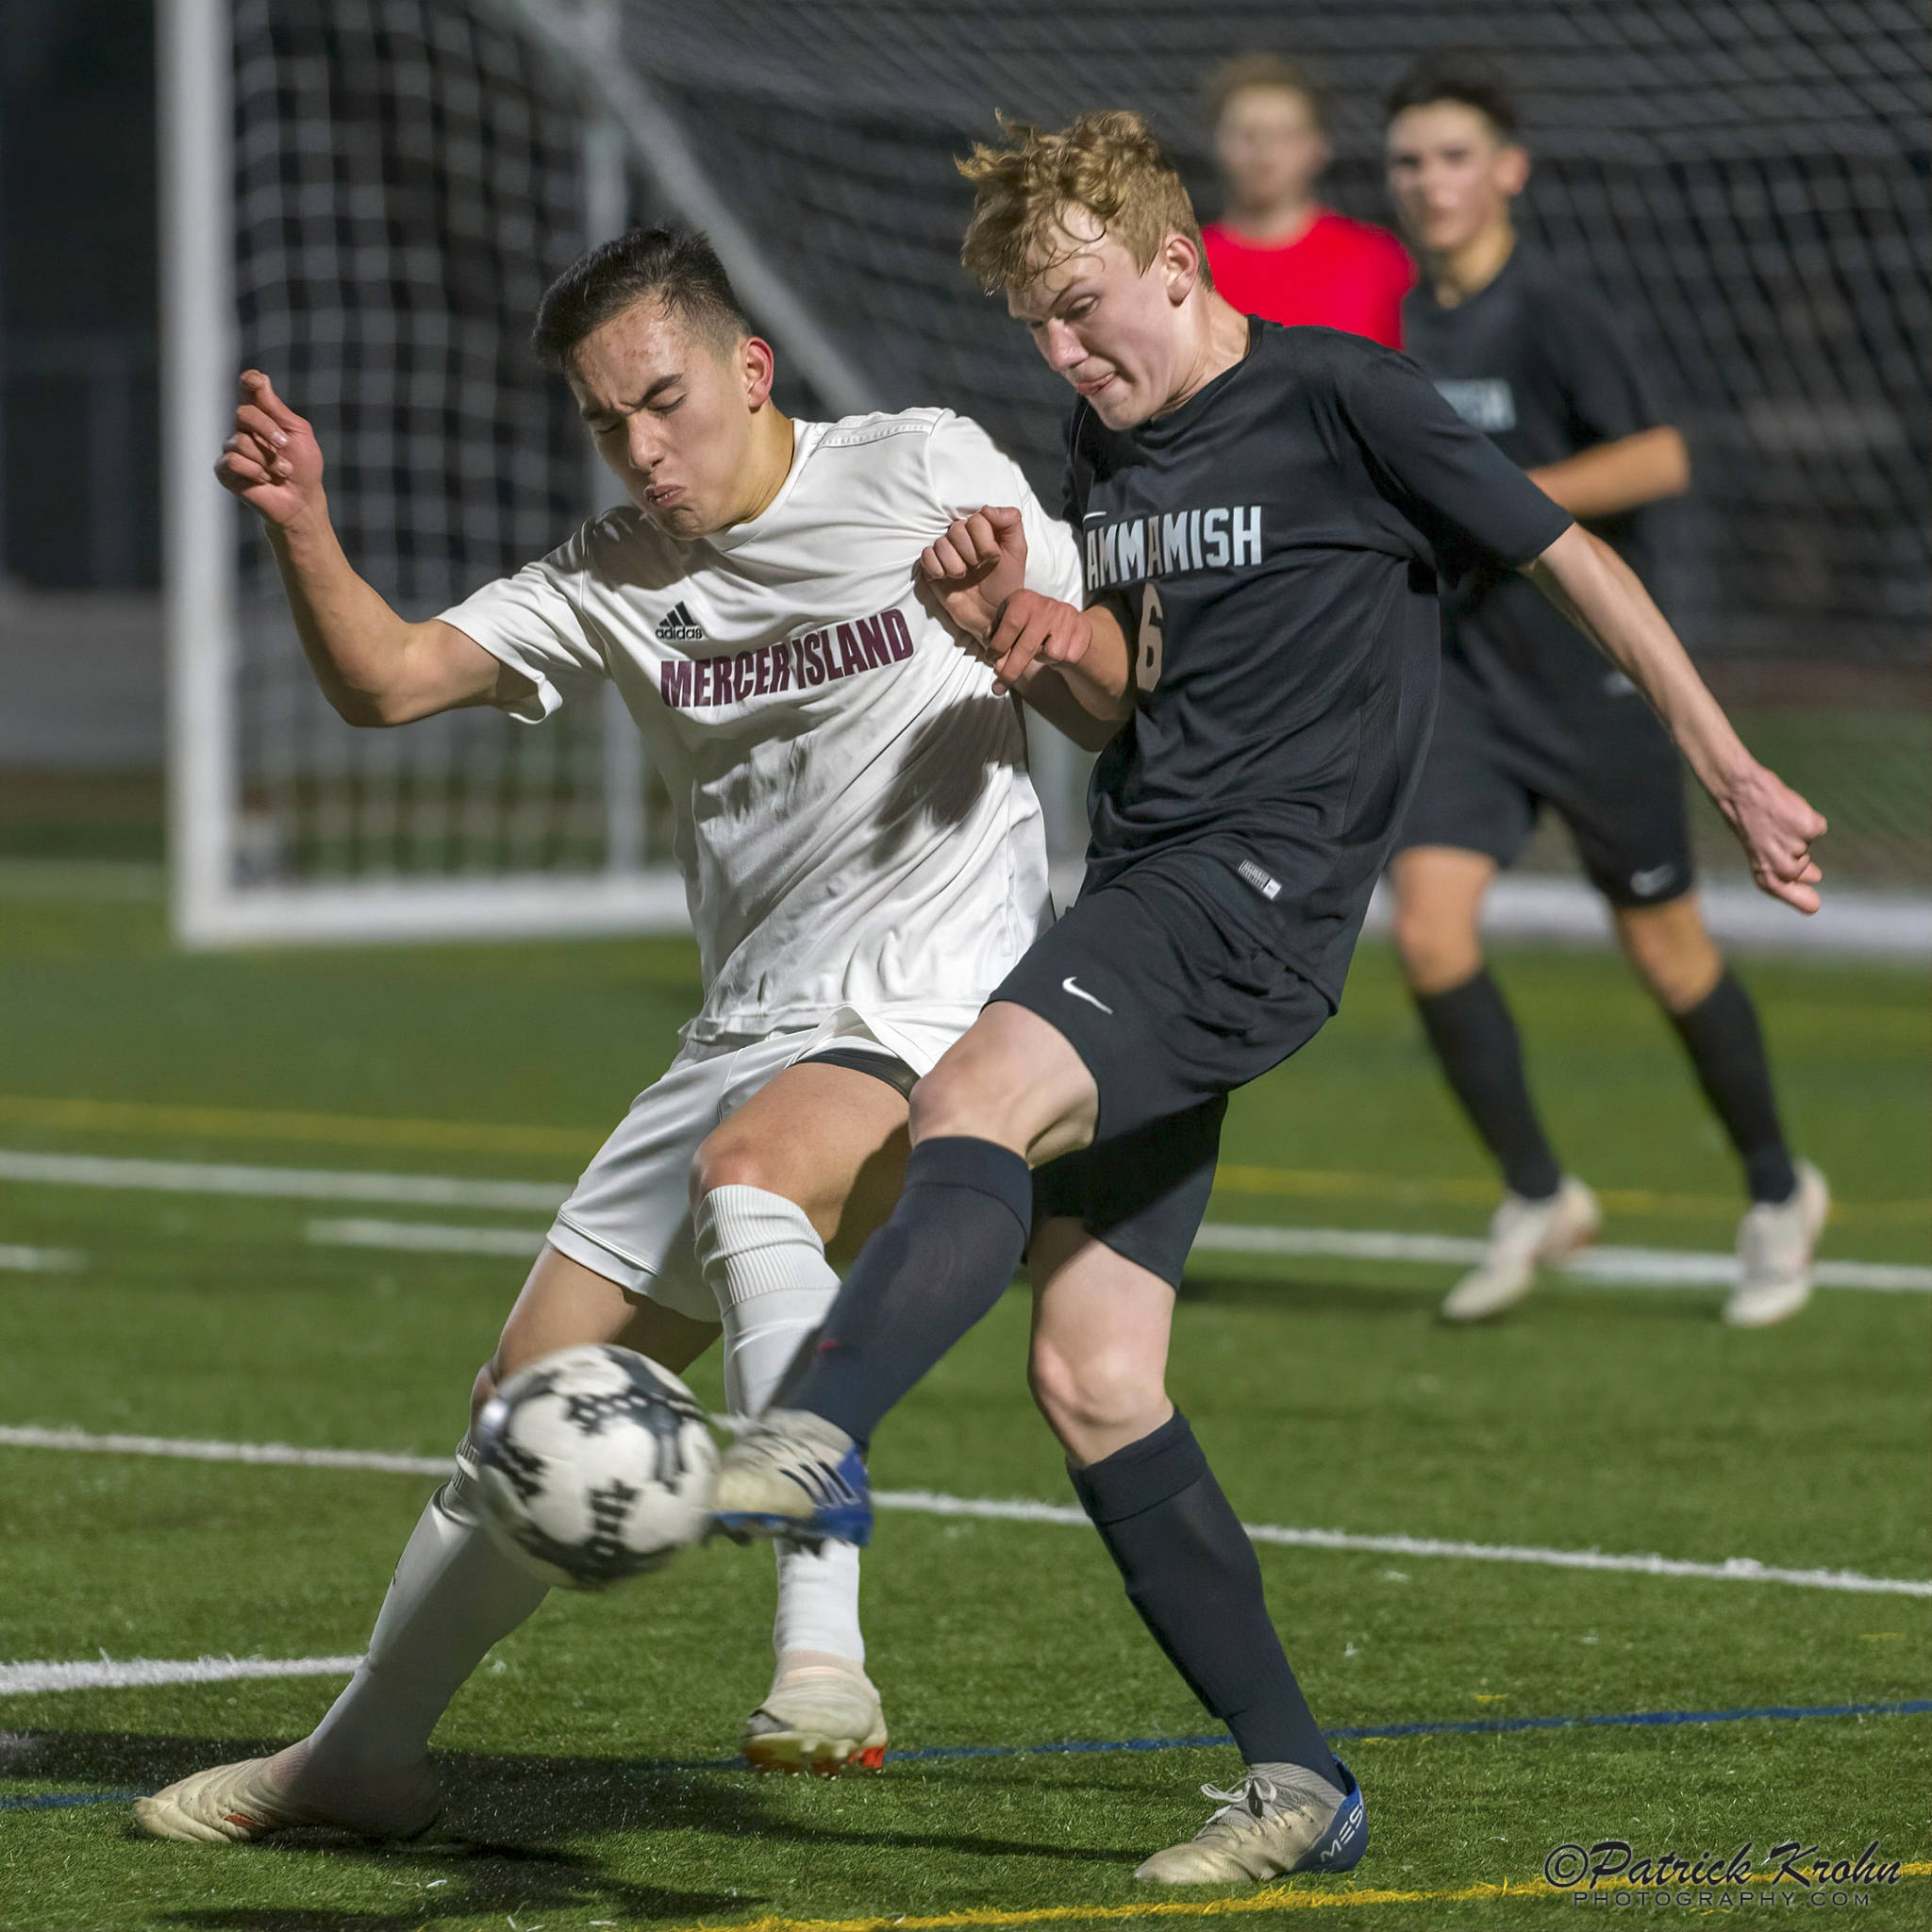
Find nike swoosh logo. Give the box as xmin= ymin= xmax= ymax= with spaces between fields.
xmin=1629 ymin=864 xmax=1678 ymax=896
xmin=1061 ymin=976 xmax=1113 ymax=1015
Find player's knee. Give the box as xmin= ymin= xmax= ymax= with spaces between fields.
xmin=906 ymin=1055 xmax=991 ymax=1141
xmin=1617 ymin=898 xmax=1721 ymax=1012
xmin=1393 ymin=901 xmax=1481 ymax=993
xmin=1028 ymin=1339 xmax=1164 ymax=1452
xmin=688 ymin=1119 xmax=782 ymax=1207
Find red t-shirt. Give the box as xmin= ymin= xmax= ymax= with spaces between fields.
xmin=1203 ymin=208 xmax=1414 ymax=349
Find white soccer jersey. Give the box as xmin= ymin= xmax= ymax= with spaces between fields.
xmin=441 ymin=408 xmax=1083 ymax=1043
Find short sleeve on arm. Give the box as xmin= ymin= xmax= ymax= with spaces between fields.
xmin=1343 ymin=348 xmax=1574 ymax=569
xmin=924 ymin=410 xmax=1085 ymax=607
xmin=437 ymin=527 xmax=611 ymax=723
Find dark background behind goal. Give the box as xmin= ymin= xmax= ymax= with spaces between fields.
xmin=616 ymin=0 xmax=1927 ymax=672
xmin=0 ymin=0 xmax=1924 ymax=883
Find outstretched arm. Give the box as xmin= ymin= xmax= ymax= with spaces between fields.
xmin=1527 ymin=425 xmax=1690 ymax=521
xmin=1525 ymin=525 xmax=1825 ymax=910
xmin=218 ymin=371 xmax=529 ymax=726
xmin=917 ymin=507 xmax=1132 ymax=741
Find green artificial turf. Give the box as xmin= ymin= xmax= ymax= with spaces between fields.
xmin=0 ymin=881 xmax=1927 ymax=1930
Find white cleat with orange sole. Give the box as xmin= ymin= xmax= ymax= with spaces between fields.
xmin=132 ymin=1749 xmax=439 ymax=1845
xmin=741 ymin=1651 xmax=888 ymax=1776
xmin=1440 ymin=1176 xmax=1601 ymax=1323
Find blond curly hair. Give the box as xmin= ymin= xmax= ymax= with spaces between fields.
xmin=958 ymin=110 xmax=1209 ymax=294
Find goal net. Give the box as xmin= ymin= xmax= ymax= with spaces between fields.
xmin=591 ymin=0 xmax=1929 ymax=892
xmin=163 ymin=0 xmax=762 ymax=945
xmin=163 ymin=0 xmax=1927 ymax=950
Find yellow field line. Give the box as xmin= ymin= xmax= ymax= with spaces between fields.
xmin=646 ymin=1862 xmax=1932 ymax=1932
xmin=2 ymin=1095 xmax=1925 ymax=1227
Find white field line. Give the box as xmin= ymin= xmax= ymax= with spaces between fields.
xmin=0 ymin=1244 xmax=84 ymax=1274
xmin=0 ymin=1149 xmax=564 ymax=1212
xmin=3 ymin=1424 xmax=1927 ymax=1600
xmin=312 ymin=1214 xmax=1932 ymax=1294
xmin=308 ymin=1217 xmax=545 ymax=1257
xmin=0 ymin=1654 xmax=360 ymax=1696
xmin=8 ymin=1150 xmax=1924 ymax=1292
xmin=1191 ymin=1223 xmax=1932 ymax=1293
xmin=872 ymin=1491 xmax=1932 ymax=1598
xmin=0 ymin=1425 xmax=450 ymax=1476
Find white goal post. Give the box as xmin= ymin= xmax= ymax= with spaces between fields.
xmin=158 ymin=0 xmax=890 ymax=948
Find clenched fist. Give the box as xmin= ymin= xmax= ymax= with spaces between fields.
xmin=217 ymin=371 xmax=325 ymax=528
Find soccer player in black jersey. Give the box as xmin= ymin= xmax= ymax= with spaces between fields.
xmin=714 ymin=112 xmax=1825 ymax=1886
xmin=1382 ymin=60 xmax=1827 ymax=1327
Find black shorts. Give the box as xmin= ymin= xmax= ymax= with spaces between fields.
xmin=1396 ymin=665 xmax=1695 ymax=908
xmin=992 ymin=852 xmax=1336 ymax=1287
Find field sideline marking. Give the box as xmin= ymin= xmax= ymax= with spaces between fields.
xmin=0 ymin=1655 xmax=361 ymax=1695
xmin=0 ymin=1243 xmax=84 ymax=1274
xmin=4 ymin=1125 xmax=1924 ymax=1227
xmin=0 ymin=1148 xmax=565 ymax=1212
xmin=2 ymin=1146 xmax=1924 ymax=1291
xmin=310 ymin=1214 xmax=1932 ymax=1294
xmin=3 ymin=1424 xmax=1929 ymax=1599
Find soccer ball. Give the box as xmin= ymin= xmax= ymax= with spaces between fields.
xmin=471 ymin=1344 xmax=717 ymax=1590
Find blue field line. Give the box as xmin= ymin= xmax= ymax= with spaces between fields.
xmin=8 ymin=1696 xmax=1924 ymax=1811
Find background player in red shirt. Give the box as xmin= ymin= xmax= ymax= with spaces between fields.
xmin=1200 ymin=53 xmax=1413 ymax=347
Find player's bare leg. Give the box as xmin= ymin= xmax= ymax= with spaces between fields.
xmin=691 ymin=1059 xmax=911 ymax=1774
xmin=1025 ymin=1220 xmax=1362 ymax=1882
xmin=133 ymin=1254 xmax=715 ymax=1844
xmin=1391 ymin=845 xmax=1598 ymax=1319
xmin=713 ymin=1003 xmax=1093 ymax=1540
xmin=1613 ymin=892 xmax=1826 ymax=1324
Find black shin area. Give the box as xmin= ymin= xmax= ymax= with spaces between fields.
xmin=1414 ymin=969 xmax=1561 ymax=1200
xmin=1069 ymin=1409 xmax=1338 ymax=1781
xmin=1669 ymin=971 xmax=1797 ymax=1204
xmin=785 ymin=1136 xmax=1033 ymax=1443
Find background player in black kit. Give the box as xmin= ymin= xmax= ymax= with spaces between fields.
xmin=1382 ymin=60 xmax=1828 ymax=1328
xmin=713 ymin=112 xmax=1826 ymax=1887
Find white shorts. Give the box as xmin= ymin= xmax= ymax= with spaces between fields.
xmin=544 ymin=1005 xmax=971 ymax=1323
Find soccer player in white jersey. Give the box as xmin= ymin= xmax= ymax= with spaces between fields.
xmin=135 ymin=225 xmax=1096 ymax=1844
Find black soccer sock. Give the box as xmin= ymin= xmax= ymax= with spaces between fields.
xmin=1069 ymin=1409 xmax=1339 ymax=1782
xmin=1667 ymin=971 xmax=1797 ymax=1204
xmin=784 ymin=1136 xmax=1033 ymax=1444
xmin=1413 ymin=970 xmax=1562 ymax=1200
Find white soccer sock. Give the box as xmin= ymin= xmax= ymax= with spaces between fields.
xmin=694 ymin=1183 xmax=865 ymax=1666
xmin=277 ymin=1432 xmax=549 ymax=1821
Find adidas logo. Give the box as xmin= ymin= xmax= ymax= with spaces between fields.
xmin=655 ymin=600 xmax=706 ymax=643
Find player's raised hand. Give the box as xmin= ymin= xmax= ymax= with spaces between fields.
xmin=918 ymin=505 xmax=1029 ymax=641
xmin=216 ymin=371 xmax=324 ymax=527
xmin=1724 ymin=760 xmax=1827 ymax=912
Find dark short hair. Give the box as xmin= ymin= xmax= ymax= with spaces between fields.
xmin=1204 ymin=52 xmax=1327 ymax=134
xmin=531 ymin=225 xmax=753 ymax=371
xmin=1384 ymin=57 xmax=1521 ymax=142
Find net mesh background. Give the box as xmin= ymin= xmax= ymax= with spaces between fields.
xmin=225 ymin=0 xmax=1927 ymax=888
xmin=231 ymin=0 xmax=611 ymax=881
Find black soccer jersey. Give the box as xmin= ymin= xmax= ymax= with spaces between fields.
xmin=1402 ymin=245 xmax=1673 ymax=697
xmin=1062 ymin=317 xmax=1571 ymax=999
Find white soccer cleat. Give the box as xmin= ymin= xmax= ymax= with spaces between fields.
xmin=1724 ymin=1161 xmax=1829 ymax=1328
xmin=1134 ymin=1762 xmax=1367 ymax=1884
xmin=741 ymin=1651 xmax=888 ymax=1776
xmin=1440 ymin=1176 xmax=1601 ymax=1323
xmin=131 ymin=1750 xmax=439 ymax=1845
xmin=711 ymin=1408 xmax=873 ymax=1548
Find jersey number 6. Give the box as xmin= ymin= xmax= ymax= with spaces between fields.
xmin=1138 ymin=582 xmax=1165 ymax=692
